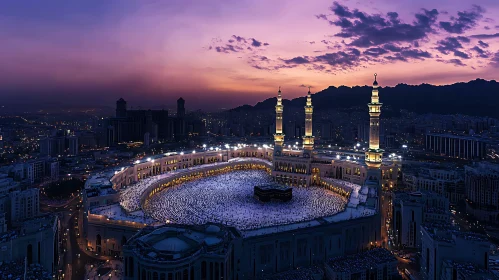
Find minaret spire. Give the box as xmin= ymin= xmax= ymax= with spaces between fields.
xmin=302 ymin=86 xmax=314 ymax=155
xmin=365 ymin=73 xmax=383 ymax=168
xmin=274 ymin=87 xmax=285 ymax=155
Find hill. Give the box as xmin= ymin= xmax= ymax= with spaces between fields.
xmin=231 ymin=79 xmax=499 ymax=118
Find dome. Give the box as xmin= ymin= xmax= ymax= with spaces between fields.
xmin=206 ymin=225 xmax=220 ymax=233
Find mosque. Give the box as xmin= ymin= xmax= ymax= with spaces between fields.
xmin=82 ymin=74 xmax=401 ymax=280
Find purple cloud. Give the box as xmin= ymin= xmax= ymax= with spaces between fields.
xmin=439 ymin=5 xmax=485 ymax=34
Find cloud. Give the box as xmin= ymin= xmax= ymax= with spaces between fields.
xmin=315 ymin=14 xmax=328 ymax=20
xmin=384 ymin=49 xmax=432 ymax=61
xmin=470 ymin=33 xmax=499 ymax=39
xmin=314 ymin=48 xmax=361 ymax=67
xmin=471 ymin=46 xmax=489 ymax=58
xmin=299 ymin=84 xmax=313 ymax=88
xmin=437 ymin=58 xmax=467 ymax=66
xmin=251 ymin=38 xmax=262 ymax=47
xmin=383 ymin=44 xmax=403 ymax=52
xmin=478 ymin=40 xmax=489 ymax=48
xmin=491 ymin=52 xmax=499 ymax=67
xmin=282 ymin=56 xmax=310 ymax=64
xmin=232 ymin=35 xmax=247 ymax=43
xmin=321 ymin=2 xmax=439 ymax=48
xmin=363 ymin=47 xmax=389 ymax=57
xmin=215 ymin=44 xmax=242 ymax=53
xmin=435 ymin=37 xmax=470 ymax=59
xmin=209 ymin=35 xmax=269 ymax=55
xmin=439 ymin=5 xmax=485 ymax=34
xmin=400 ymin=49 xmax=432 ymax=59
xmin=453 ymin=50 xmax=470 ymax=59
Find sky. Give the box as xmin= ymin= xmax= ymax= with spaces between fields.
xmin=1 ymin=0 xmax=499 ymax=111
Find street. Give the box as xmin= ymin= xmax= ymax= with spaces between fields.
xmin=41 ymin=195 xmax=101 ymax=280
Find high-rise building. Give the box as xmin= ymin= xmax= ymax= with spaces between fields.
xmin=107 ymin=97 xmax=191 ymax=145
xmin=420 ymin=223 xmax=490 ymax=280
xmin=465 ymin=162 xmax=499 ymax=222
xmin=392 ymin=191 xmax=450 ymax=248
xmin=116 ymin=98 xmax=127 ymax=118
xmin=67 ymin=135 xmax=79 ymax=156
xmin=9 ymin=188 xmax=39 ymax=224
xmin=27 ymin=159 xmax=45 ymax=184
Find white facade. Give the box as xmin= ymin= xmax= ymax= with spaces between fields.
xmin=10 ymin=188 xmax=40 ymax=224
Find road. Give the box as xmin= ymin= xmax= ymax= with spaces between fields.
xmin=42 ymin=195 xmax=101 ymax=280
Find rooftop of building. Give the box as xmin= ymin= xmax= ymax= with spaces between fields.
xmin=466 ymin=162 xmax=499 ymax=175
xmin=422 ymin=222 xmax=489 ymax=244
xmin=442 ymin=260 xmax=497 ymax=280
xmin=326 ymin=248 xmax=397 ymax=273
xmin=0 ymin=214 xmax=57 ymax=243
xmin=126 ymin=223 xmax=232 ymax=262
xmin=260 ymin=266 xmax=324 ymax=280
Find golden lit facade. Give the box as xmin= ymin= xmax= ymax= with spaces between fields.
xmin=274 ymin=87 xmax=284 ymax=155
xmin=365 ymin=74 xmax=383 ymax=168
xmin=302 ymin=88 xmax=314 ymax=156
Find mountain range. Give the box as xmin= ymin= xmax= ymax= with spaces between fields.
xmin=232 ymin=79 xmax=499 ymax=118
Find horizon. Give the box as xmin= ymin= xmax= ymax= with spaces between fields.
xmin=1 ymin=77 xmax=497 ymax=114
xmin=1 ymin=0 xmax=499 ymax=110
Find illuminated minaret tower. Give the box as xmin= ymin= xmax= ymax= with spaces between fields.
xmin=365 ymin=73 xmax=383 ymax=168
xmin=302 ymin=87 xmax=314 ymax=157
xmin=274 ymin=87 xmax=284 ymax=155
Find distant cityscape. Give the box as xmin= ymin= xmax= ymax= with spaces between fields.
xmin=0 ymin=74 xmax=498 ymax=280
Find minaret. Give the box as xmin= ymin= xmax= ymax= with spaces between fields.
xmin=302 ymin=87 xmax=314 ymax=156
xmin=274 ymin=87 xmax=284 ymax=155
xmin=365 ymin=74 xmax=383 ymax=168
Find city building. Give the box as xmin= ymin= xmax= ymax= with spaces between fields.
xmin=465 ymin=162 xmax=499 ymax=223
xmin=0 ymin=215 xmax=60 ymax=274
xmin=402 ymin=163 xmax=465 ymax=204
xmin=82 ymin=75 xmax=400 ymax=279
xmin=392 ymin=191 xmax=450 ymax=248
xmin=123 ymin=223 xmax=233 ymax=280
xmin=420 ymin=223 xmax=490 ymax=280
xmin=425 ymin=133 xmax=488 ymax=160
xmin=9 ymin=188 xmax=40 ymax=225
xmin=106 ymin=97 xmax=188 ymax=145
xmin=67 ymin=135 xmax=79 ymax=156
xmin=14 ymin=158 xmax=60 ymax=185
xmin=324 ymin=248 xmax=399 ymax=280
